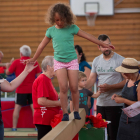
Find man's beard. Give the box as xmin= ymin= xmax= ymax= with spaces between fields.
xmin=103 ymin=50 xmax=111 ymax=56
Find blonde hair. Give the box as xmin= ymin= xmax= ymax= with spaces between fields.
xmin=45 ymin=2 xmax=76 ymax=26
xmin=78 ymin=71 xmax=87 ymax=81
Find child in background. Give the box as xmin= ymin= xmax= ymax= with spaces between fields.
xmin=70 ymin=71 xmax=101 ymax=115
xmin=26 ymin=3 xmax=114 ymax=121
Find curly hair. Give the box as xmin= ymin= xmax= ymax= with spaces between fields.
xmin=45 ymin=3 xmax=76 ymax=26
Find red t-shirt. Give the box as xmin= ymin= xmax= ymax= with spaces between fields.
xmin=8 ymin=56 xmax=41 ymax=94
xmin=32 ymin=74 xmax=60 ymax=125
xmin=0 ymin=65 xmax=6 ymax=74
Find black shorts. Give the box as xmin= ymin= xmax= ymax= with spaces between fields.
xmin=15 ymin=93 xmax=33 ymax=105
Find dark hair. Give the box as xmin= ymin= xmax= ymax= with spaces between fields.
xmin=45 ymin=3 xmax=76 ymax=26
xmin=75 ymin=45 xmax=86 ymax=62
xmin=98 ymin=34 xmax=111 ymax=42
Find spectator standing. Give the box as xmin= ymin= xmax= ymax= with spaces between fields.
xmin=112 ymin=58 xmax=140 ymax=140
xmin=6 ymin=45 xmax=41 ymax=131
xmin=86 ymin=34 xmax=125 ymax=140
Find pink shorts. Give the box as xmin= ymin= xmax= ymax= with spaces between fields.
xmin=54 ymin=59 xmax=79 ymax=71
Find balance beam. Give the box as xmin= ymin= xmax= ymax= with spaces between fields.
xmin=41 ymin=108 xmax=86 ymax=140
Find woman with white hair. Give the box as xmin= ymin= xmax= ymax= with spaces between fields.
xmin=111 ymin=58 xmax=140 ymax=140
xmin=32 ymin=56 xmax=61 ymax=140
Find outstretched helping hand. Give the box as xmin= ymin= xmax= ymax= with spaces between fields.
xmin=24 ymin=61 xmax=38 ymax=73
xmin=24 ymin=58 xmax=36 ymax=64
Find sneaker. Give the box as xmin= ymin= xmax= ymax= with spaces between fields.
xmin=11 ymin=128 xmax=17 ymax=131
xmin=74 ymin=111 xmax=81 ymax=120
xmin=62 ymin=113 xmax=69 ymax=121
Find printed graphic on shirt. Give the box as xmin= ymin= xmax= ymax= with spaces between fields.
xmin=20 ymin=59 xmax=25 ymax=64
xmin=97 ymin=67 xmax=115 ymax=72
xmin=40 ymin=107 xmax=47 ymax=118
xmin=79 ymin=92 xmax=88 ymax=105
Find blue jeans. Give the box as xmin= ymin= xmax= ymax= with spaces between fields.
xmin=0 ymin=123 xmax=4 ymax=140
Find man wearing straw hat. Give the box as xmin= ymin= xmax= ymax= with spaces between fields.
xmin=86 ymin=34 xmax=125 ymax=140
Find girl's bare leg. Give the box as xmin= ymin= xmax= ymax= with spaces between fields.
xmin=68 ymin=70 xmax=81 ymax=119
xmin=56 ymin=69 xmax=69 ymax=118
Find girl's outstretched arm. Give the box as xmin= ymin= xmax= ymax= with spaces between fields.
xmin=77 ymin=29 xmax=115 ymax=49
xmin=27 ymin=36 xmax=51 ymax=63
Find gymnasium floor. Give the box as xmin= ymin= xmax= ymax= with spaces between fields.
xmin=4 ymin=128 xmax=37 ymax=140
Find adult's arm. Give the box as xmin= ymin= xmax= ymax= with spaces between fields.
xmin=98 ymin=79 xmax=126 ymax=93
xmin=113 ymin=96 xmax=136 ymax=106
xmin=84 ymin=67 xmax=91 ymax=80
xmin=5 ymin=58 xmax=15 ymax=75
xmin=5 ymin=69 xmax=12 ymax=75
xmin=38 ymin=97 xmax=61 ymax=107
xmin=84 ymin=66 xmax=92 ymax=108
xmin=0 ymin=63 xmax=37 ymax=92
xmin=86 ymin=72 xmax=97 ymax=90
xmin=112 ymin=80 xmax=140 ymax=105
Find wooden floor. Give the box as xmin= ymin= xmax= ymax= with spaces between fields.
xmin=4 ymin=128 xmax=37 ymax=140
xmin=4 ymin=137 xmax=37 ymax=140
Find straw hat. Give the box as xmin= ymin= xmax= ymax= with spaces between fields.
xmin=115 ymin=58 xmax=139 ymax=73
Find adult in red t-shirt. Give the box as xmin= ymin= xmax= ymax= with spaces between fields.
xmin=32 ymin=56 xmax=61 ymax=140
xmin=6 ymin=45 xmax=41 ymax=131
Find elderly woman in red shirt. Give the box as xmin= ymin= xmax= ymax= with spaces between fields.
xmin=32 ymin=56 xmax=61 ymax=140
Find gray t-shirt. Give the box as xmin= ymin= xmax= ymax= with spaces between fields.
xmin=70 ymin=88 xmax=93 ymax=115
xmin=91 ymin=52 xmax=124 ymax=106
